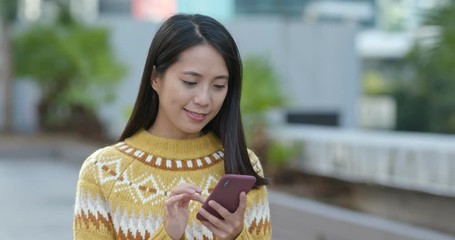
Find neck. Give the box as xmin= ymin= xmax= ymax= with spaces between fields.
xmin=147 ymin=126 xmax=201 ymax=140
xmin=123 ymin=129 xmax=223 ymax=159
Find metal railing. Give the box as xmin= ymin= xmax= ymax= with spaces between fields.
xmin=272 ymin=125 xmax=455 ymax=197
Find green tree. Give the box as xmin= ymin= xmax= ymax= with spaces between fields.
xmin=0 ymin=0 xmax=17 ymax=133
xmin=241 ymin=55 xmax=286 ymax=173
xmin=14 ymin=7 xmax=126 ymax=139
xmin=241 ymin=55 xmax=285 ymax=131
xmin=396 ymin=1 xmax=455 ymax=133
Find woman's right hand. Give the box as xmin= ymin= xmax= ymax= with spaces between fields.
xmin=164 ymin=184 xmax=205 ymax=240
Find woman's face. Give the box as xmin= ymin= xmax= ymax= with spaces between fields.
xmin=150 ymin=44 xmax=229 ymax=139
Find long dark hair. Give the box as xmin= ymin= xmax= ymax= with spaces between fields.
xmin=119 ymin=14 xmax=268 ymax=188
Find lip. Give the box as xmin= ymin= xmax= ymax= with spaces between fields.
xmin=184 ymin=109 xmax=208 ymax=122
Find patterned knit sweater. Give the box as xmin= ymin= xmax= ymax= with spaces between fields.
xmin=73 ymin=130 xmax=271 ymax=240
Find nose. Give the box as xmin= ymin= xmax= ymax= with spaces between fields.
xmin=194 ymin=87 xmax=210 ymax=107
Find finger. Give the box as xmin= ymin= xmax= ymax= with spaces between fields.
xmin=165 ymin=193 xmax=205 ymax=210
xmin=170 ymin=184 xmax=203 ymax=196
xmin=165 ymin=194 xmax=184 ymax=207
xmin=165 ymin=195 xmax=182 ymax=216
xmin=198 ymin=207 xmax=224 ymax=227
xmin=181 ymin=183 xmax=203 ymax=193
xmin=208 ymin=200 xmax=231 ymax=218
xmin=200 ymin=220 xmax=222 ymax=236
xmin=169 ymin=192 xmax=195 ymax=204
xmin=179 ymin=192 xmax=205 ymax=206
xmin=235 ymin=192 xmax=247 ymax=214
xmin=191 ymin=192 xmax=206 ymax=204
xmin=201 ymin=218 xmax=238 ymax=240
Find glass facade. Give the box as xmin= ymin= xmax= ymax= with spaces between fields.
xmin=99 ymin=0 xmax=131 ymax=15
xmin=235 ymin=0 xmax=308 ymax=18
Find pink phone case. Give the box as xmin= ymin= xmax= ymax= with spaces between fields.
xmin=196 ymin=174 xmax=256 ymax=222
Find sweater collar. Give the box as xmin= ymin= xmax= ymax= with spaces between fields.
xmin=124 ymin=129 xmax=223 ymax=159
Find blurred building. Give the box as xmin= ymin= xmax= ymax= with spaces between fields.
xmin=99 ymin=0 xmax=130 ymax=16
xmin=18 ymin=0 xmax=98 ymax=22
xmin=10 ymin=0 xmax=445 ymax=132
xmin=18 ymin=0 xmax=434 ymax=27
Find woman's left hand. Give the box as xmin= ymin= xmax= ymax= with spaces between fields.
xmin=197 ymin=192 xmax=247 ymax=240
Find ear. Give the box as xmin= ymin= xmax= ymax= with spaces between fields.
xmin=151 ymin=66 xmax=160 ymax=92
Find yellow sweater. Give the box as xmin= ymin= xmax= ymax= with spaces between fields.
xmin=73 ymin=130 xmax=271 ymax=240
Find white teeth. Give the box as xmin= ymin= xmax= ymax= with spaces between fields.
xmin=187 ymin=109 xmax=205 ymax=117
xmin=192 ymin=112 xmax=204 ymax=117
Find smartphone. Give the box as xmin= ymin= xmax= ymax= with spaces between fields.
xmin=196 ymin=174 xmax=256 ymax=222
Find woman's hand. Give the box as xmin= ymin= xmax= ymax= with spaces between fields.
xmin=164 ymin=184 xmax=205 ymax=240
xmin=197 ymin=192 xmax=247 ymax=240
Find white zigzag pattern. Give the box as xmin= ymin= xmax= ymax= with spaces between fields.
xmin=186 ymin=220 xmax=213 ymax=239
xmin=244 ymin=194 xmax=271 ymax=228
xmin=201 ymin=174 xmax=221 ymax=195
xmin=76 ymin=193 xmax=268 ymax=240
xmin=75 ymin=184 xmax=269 ymax=239
xmin=111 ymin=206 xmax=162 ymax=239
xmin=185 ymin=192 xmax=270 ymax=239
xmin=75 ymin=191 xmax=110 ymax=222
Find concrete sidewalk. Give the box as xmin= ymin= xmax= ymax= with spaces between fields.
xmin=0 ymin=133 xmax=108 ymax=166
xmin=269 ymin=191 xmax=455 ymax=240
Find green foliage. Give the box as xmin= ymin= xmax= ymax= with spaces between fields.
xmin=14 ymin=19 xmax=125 ymax=109
xmin=395 ymin=1 xmax=455 ymax=133
xmin=13 ymin=7 xmax=126 ymax=134
xmin=240 ymin=55 xmax=289 ymax=175
xmin=0 ymin=0 xmax=17 ymax=22
xmin=363 ymin=71 xmax=392 ymax=96
xmin=266 ymin=140 xmax=299 ymax=168
xmin=240 ymin=55 xmax=286 ymax=146
xmin=241 ymin=55 xmax=285 ymax=119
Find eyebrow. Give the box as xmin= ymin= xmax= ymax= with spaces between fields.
xmin=182 ymin=71 xmax=229 ymax=80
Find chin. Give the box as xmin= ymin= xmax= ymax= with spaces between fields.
xmin=181 ymin=127 xmax=204 ymax=135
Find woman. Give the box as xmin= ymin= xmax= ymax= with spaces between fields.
xmin=73 ymin=13 xmax=271 ymax=240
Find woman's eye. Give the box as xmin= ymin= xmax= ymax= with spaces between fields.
xmin=182 ymin=80 xmax=197 ymax=86
xmin=214 ymin=84 xmax=226 ymax=89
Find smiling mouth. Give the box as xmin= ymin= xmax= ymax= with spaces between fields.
xmin=184 ymin=109 xmax=208 ymax=122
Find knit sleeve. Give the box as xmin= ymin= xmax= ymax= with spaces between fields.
xmin=235 ymin=150 xmax=272 ymax=239
xmin=73 ymin=148 xmax=180 ymax=240
xmin=247 ymin=149 xmax=265 ymax=177
xmin=146 ymin=225 xmax=179 ymax=240
xmin=73 ymin=150 xmax=116 ymax=240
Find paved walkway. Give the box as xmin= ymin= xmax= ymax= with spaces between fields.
xmin=0 ymin=158 xmax=77 ymax=240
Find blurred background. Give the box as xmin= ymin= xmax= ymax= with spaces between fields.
xmin=1 ymin=0 xmax=455 ymax=239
